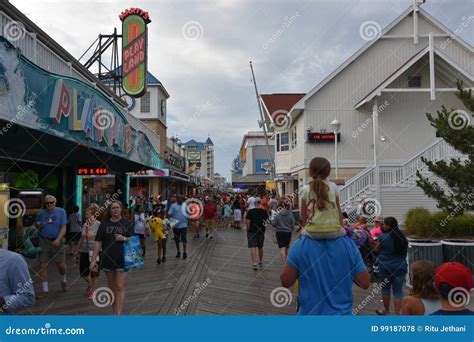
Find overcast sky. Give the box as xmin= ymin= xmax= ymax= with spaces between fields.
xmin=11 ymin=0 xmax=473 ymax=180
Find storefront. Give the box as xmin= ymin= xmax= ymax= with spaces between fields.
xmin=0 ymin=24 xmax=163 ymax=249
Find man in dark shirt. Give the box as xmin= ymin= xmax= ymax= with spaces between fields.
xmin=245 ymin=198 xmax=268 ymax=270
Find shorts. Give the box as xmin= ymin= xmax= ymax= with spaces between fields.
xmin=79 ymin=252 xmax=100 ymax=277
xmin=38 ymin=238 xmax=66 ymax=263
xmin=247 ymin=231 xmax=265 ymax=248
xmin=173 ymin=228 xmax=188 ymax=243
xmin=233 ymin=209 xmax=242 ymax=221
xmin=379 ymin=272 xmax=406 ymax=299
xmin=67 ymin=232 xmax=81 ymax=244
xmin=276 ymin=231 xmax=292 ymax=248
xmin=135 ymin=233 xmax=145 ymax=240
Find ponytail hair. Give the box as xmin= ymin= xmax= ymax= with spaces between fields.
xmin=309 ymin=157 xmax=332 ymax=211
xmin=384 ymin=216 xmax=408 ymax=256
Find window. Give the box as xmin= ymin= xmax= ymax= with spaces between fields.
xmin=141 ymin=91 xmax=151 ymax=113
xmin=408 ymin=75 xmax=421 ymax=88
xmin=276 ymin=132 xmax=289 ymax=152
xmin=291 ymin=126 xmax=297 ymax=149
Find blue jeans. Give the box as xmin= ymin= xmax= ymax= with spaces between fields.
xmin=379 ymin=272 xmax=406 ymax=299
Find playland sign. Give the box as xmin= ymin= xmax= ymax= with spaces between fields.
xmin=120 ymin=8 xmax=151 ymax=97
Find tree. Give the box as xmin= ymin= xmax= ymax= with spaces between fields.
xmin=416 ymin=80 xmax=474 ymax=215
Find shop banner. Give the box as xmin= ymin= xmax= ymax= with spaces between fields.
xmin=0 ymin=37 xmax=162 ymax=169
xmin=0 ymin=316 xmax=472 ymax=342
xmin=187 ymin=151 xmax=201 ymax=163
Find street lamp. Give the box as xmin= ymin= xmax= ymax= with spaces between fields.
xmin=330 ymin=119 xmax=341 ymax=179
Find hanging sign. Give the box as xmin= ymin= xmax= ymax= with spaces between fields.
xmin=120 ymin=8 xmax=151 ymax=97
xmin=307 ymin=132 xmax=340 ymax=143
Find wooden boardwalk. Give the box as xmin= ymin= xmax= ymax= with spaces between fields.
xmin=19 ymin=226 xmax=390 ymax=316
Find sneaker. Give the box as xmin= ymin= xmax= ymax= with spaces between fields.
xmin=162 ymin=256 xmax=166 ymax=262
xmin=209 ymin=235 xmax=213 ymax=239
xmin=205 ymin=233 xmax=209 ymax=238
xmin=157 ymin=258 xmax=161 ymax=264
xmin=61 ymin=282 xmax=69 ymax=292
xmin=258 ymin=261 xmax=263 ymax=268
xmin=176 ymin=252 xmax=181 ymax=258
xmin=252 ymin=264 xmax=258 ymax=271
xmin=36 ymin=291 xmax=49 ymax=299
xmin=183 ymin=252 xmax=187 ymax=260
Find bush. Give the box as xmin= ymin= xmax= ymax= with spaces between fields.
xmin=405 ymin=208 xmax=431 ymax=236
xmin=405 ymin=208 xmax=474 ymax=238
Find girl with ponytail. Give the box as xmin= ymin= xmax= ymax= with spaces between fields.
xmin=300 ymin=157 xmax=345 ymax=239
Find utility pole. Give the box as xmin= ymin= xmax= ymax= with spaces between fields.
xmin=249 ymin=61 xmax=275 ymax=181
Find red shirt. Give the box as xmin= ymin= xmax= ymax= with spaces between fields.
xmin=203 ymin=203 xmax=217 ymax=219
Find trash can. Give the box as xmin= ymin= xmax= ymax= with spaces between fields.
xmin=407 ymin=239 xmax=443 ymax=286
xmin=441 ymin=239 xmax=474 ymax=272
xmin=0 ymin=227 xmax=9 ymax=250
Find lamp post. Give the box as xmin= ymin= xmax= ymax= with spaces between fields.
xmin=330 ymin=119 xmax=341 ymax=179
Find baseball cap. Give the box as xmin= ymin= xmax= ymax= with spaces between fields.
xmin=434 ymin=262 xmax=473 ymax=291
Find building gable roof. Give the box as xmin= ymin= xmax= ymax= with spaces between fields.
xmin=205 ymin=137 xmax=214 ymax=145
xmin=260 ymin=93 xmax=305 ymax=119
xmin=290 ymin=5 xmax=473 ymax=115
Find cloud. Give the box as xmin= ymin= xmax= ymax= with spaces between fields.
xmin=10 ymin=0 xmax=473 ymax=182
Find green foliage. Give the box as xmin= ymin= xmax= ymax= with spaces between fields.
xmin=405 ymin=209 xmax=474 ymax=238
xmin=416 ymin=80 xmax=474 ymax=214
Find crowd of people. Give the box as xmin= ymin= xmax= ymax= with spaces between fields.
xmin=0 ymin=157 xmax=472 ymax=316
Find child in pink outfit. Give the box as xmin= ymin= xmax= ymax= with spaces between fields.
xmin=370 ymin=216 xmax=383 ymax=239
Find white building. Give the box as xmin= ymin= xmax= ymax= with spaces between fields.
xmin=184 ymin=137 xmax=215 ymax=182
xmin=231 ymin=131 xmax=274 ymax=192
xmin=265 ymin=3 xmax=472 ymax=223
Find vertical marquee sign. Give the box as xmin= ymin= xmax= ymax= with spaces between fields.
xmin=119 ymin=8 xmax=151 ymax=97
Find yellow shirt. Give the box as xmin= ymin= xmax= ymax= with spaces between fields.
xmin=148 ymin=217 xmax=166 ymax=241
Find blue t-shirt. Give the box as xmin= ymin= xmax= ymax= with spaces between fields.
xmin=377 ymin=233 xmax=407 ymax=275
xmin=287 ymin=236 xmax=366 ymax=315
xmin=168 ymin=203 xmax=187 ymax=229
xmin=35 ymin=207 xmax=68 ymax=239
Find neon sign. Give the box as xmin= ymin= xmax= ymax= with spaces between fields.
xmin=77 ymin=167 xmax=108 ymax=176
xmin=307 ymin=132 xmax=340 ymax=143
xmin=120 ymin=8 xmax=150 ymax=97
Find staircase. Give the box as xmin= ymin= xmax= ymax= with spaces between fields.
xmin=339 ymin=139 xmax=465 ymax=224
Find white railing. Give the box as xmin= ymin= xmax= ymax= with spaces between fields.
xmin=338 ymin=166 xmax=374 ymax=205
xmin=0 ymin=10 xmax=161 ymax=157
xmin=340 ymin=139 xmax=464 ymax=207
